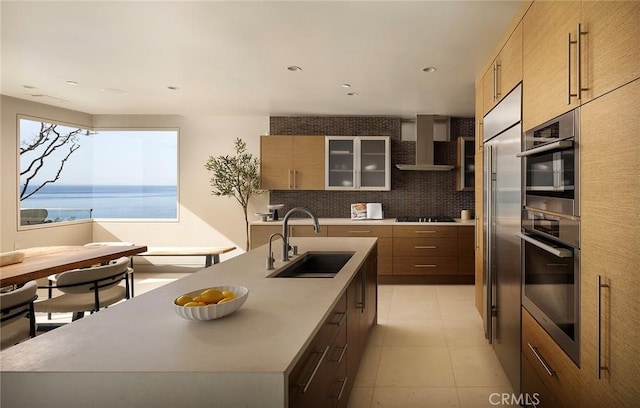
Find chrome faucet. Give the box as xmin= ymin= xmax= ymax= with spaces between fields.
xmin=282 ymin=207 xmax=320 ymax=261
xmin=266 ymin=233 xmax=284 ymax=270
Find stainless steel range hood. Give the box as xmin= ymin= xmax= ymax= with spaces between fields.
xmin=396 ymin=115 xmax=454 ymax=171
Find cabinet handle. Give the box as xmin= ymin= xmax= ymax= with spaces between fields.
xmin=415 ymin=264 xmax=437 ymax=268
xmin=596 ymin=274 xmax=609 ymax=379
xmin=288 ymin=169 xmax=293 ymax=189
xmin=300 ymin=345 xmax=329 ymax=393
xmin=495 ymin=61 xmax=501 ymax=100
xmin=293 ymin=169 xmax=297 ymax=189
xmin=527 ymin=343 xmax=555 ymax=377
xmin=333 ymin=377 xmax=348 ymax=401
xmin=474 ymin=218 xmax=478 ymax=250
xmin=349 ymin=230 xmax=371 ymax=234
xmin=568 ymin=23 xmax=588 ymax=104
xmin=330 ymin=312 xmax=347 ymax=327
xmin=492 ymin=61 xmax=497 ymax=101
xmin=333 ymin=344 xmax=348 ymax=364
xmin=415 ymin=230 xmax=437 ymax=234
xmin=415 ymin=245 xmax=437 ymax=249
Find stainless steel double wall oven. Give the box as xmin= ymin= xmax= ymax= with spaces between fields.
xmin=517 ymin=109 xmax=581 ymax=365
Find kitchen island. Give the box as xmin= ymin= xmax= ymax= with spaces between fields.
xmin=0 ymin=237 xmax=377 ymax=408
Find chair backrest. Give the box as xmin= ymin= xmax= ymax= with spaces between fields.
xmin=1 ymin=281 xmax=38 ymax=326
xmin=56 ymin=257 xmax=130 ymax=294
xmin=20 ymin=208 xmax=48 ymax=225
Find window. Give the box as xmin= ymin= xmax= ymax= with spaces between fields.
xmin=18 ymin=117 xmax=178 ymax=226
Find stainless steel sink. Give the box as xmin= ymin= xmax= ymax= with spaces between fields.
xmin=270 ymin=252 xmax=354 ymax=278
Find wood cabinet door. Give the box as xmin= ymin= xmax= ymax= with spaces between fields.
xmin=497 ymin=21 xmax=523 ymax=101
xmin=482 ymin=64 xmax=496 ymax=115
xmin=580 ymin=1 xmax=640 ymax=104
xmin=260 ymin=135 xmax=292 ymax=190
xmin=579 ymin=80 xmax=640 ymax=408
xmin=475 ymin=78 xmax=484 ymax=151
xmin=293 ymin=136 xmax=325 ymax=190
xmin=522 ymin=0 xmax=581 ymax=131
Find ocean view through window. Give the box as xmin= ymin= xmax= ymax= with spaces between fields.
xmin=19 ymin=117 xmax=178 ymax=225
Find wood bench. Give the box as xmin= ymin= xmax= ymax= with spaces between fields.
xmin=137 ymin=246 xmax=236 ymax=267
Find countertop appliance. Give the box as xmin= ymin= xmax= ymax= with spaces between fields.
xmin=395 ymin=216 xmax=455 ymax=223
xmin=483 ymin=83 xmax=522 ymax=393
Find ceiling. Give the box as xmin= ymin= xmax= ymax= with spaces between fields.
xmin=1 ymin=1 xmax=523 ymax=118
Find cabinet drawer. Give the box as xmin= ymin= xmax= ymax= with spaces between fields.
xmin=522 ymin=307 xmax=580 ymax=408
xmin=393 ymin=237 xmax=458 ymax=257
xmin=393 ymin=257 xmax=457 ymax=275
xmin=327 ymin=225 xmax=392 ymax=238
xmin=291 ymin=225 xmax=329 ymax=237
xmin=393 ymin=225 xmax=458 ymax=238
xmin=376 ymin=237 xmax=392 ymax=257
xmin=522 ymin=352 xmax=554 ymax=408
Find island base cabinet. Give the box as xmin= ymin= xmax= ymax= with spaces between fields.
xmin=289 ymin=247 xmax=377 ymax=408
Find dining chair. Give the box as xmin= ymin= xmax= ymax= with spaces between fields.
xmin=1 ymin=280 xmax=38 ymax=350
xmin=84 ymin=242 xmax=136 ymax=297
xmin=35 ymin=257 xmax=131 ymax=322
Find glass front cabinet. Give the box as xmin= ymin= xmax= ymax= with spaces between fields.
xmin=326 ymin=136 xmax=390 ymax=190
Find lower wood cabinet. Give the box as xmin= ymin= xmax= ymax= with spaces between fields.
xmin=391 ymin=225 xmax=474 ymax=284
xmin=289 ymin=247 xmax=377 ymax=408
xmin=521 ymin=307 xmax=581 ymax=408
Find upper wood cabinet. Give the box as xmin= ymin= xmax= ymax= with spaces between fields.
xmin=325 ymin=136 xmax=390 ymax=191
xmin=456 ymin=137 xmax=475 ymax=191
xmin=260 ymin=135 xmax=325 ymax=190
xmin=475 ymin=79 xmax=484 ymax=152
xmin=578 ymin=79 xmax=640 ymax=408
xmin=523 ymin=1 xmax=640 ymax=131
xmin=523 ymin=1 xmax=581 ymax=131
xmin=580 ymin=1 xmax=640 ymax=104
xmin=482 ymin=22 xmax=523 ymax=115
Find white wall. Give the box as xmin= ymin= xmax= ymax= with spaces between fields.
xmin=1 ymin=96 xmax=94 ymax=250
xmin=1 ymin=96 xmax=270 ymax=266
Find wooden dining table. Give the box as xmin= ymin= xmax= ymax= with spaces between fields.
xmin=0 ymin=245 xmax=148 ymax=287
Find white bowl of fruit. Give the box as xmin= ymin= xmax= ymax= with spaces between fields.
xmin=173 ymin=285 xmax=249 ymax=321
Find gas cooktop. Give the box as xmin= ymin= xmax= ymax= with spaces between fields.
xmin=395 ymin=216 xmax=455 ymax=223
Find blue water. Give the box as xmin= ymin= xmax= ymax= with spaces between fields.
xmin=20 ymin=184 xmax=177 ymax=220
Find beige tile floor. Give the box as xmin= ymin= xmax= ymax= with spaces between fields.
xmin=347 ymin=284 xmax=516 ymax=408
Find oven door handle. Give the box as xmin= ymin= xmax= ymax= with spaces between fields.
xmin=516 ymin=232 xmax=573 ymax=258
xmin=516 ymin=140 xmax=574 ymax=157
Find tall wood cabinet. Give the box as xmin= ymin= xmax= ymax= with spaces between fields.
xmin=523 ymin=0 xmax=640 ymax=131
xmin=260 ymin=135 xmax=325 ymax=190
xmin=522 ymin=1 xmax=581 ymax=131
xmin=579 ymin=79 xmax=640 ymax=407
xmin=580 ymin=1 xmax=640 ymax=104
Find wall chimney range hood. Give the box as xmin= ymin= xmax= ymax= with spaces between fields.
xmin=396 ymin=115 xmax=454 ymax=171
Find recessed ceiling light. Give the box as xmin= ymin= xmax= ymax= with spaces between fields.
xmin=422 ymin=66 xmax=437 ymax=73
xmin=167 ymin=86 xmax=180 ymax=90
xmin=347 ymin=92 xmax=358 ymax=96
xmin=66 ymin=80 xmax=79 ymax=86
xmin=341 ymin=83 xmax=351 ymax=88
xmin=287 ymin=66 xmax=302 ymax=71
xmin=22 ymin=85 xmax=37 ymax=89
xmin=100 ymin=88 xmax=128 ymax=95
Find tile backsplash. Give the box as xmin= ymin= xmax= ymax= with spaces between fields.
xmin=268 ymin=116 xmax=475 ymax=219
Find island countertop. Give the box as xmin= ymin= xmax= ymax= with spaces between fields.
xmin=0 ymin=237 xmax=377 ymax=408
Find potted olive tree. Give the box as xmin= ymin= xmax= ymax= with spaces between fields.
xmin=205 ymin=138 xmax=264 ymax=251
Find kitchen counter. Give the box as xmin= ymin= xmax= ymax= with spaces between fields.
xmin=250 ymin=217 xmax=475 ymax=227
xmin=0 ymin=237 xmax=377 ymax=408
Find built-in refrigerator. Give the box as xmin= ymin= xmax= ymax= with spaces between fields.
xmin=483 ymin=84 xmax=522 ymax=393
